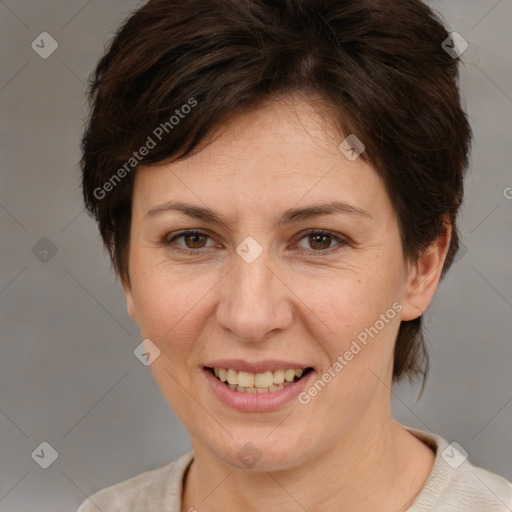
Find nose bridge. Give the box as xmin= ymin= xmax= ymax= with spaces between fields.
xmin=216 ymin=241 xmax=292 ymax=342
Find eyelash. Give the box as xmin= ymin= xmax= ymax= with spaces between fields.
xmin=161 ymin=229 xmax=348 ymax=257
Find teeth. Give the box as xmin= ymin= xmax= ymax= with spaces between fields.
xmin=273 ymin=369 xmax=285 ymax=385
xmin=238 ymin=371 xmax=255 ymax=388
xmin=211 ymin=367 xmax=308 ymax=392
xmin=285 ymin=369 xmax=296 ymax=382
xmin=227 ymin=368 xmax=238 ymax=385
xmin=254 ymin=371 xmax=273 ymax=388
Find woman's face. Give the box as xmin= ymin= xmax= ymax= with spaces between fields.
xmin=124 ymin=95 xmax=439 ymax=471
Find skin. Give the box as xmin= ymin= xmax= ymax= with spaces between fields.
xmin=123 ymin=93 xmax=450 ymax=512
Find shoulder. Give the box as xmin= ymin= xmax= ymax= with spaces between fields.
xmin=435 ymin=459 xmax=512 ymax=511
xmin=404 ymin=425 xmax=512 ymax=511
xmin=76 ymin=450 xmax=194 ymax=512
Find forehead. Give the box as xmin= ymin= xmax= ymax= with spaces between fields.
xmin=132 ymin=95 xmax=390 ymax=223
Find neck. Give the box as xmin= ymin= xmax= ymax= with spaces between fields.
xmin=182 ymin=414 xmax=431 ymax=512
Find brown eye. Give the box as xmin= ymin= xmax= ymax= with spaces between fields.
xmin=295 ymin=229 xmax=348 ymax=256
xmin=183 ymin=232 xmax=208 ymax=249
xmin=163 ymin=229 xmax=215 ymax=254
xmin=308 ymin=233 xmax=333 ymax=251
xmin=163 ymin=228 xmax=347 ymax=257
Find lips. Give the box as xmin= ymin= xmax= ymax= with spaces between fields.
xmin=202 ymin=365 xmax=316 ymax=412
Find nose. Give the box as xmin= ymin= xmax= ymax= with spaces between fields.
xmin=215 ymin=247 xmax=293 ymax=343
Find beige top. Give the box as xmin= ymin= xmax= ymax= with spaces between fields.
xmin=77 ymin=425 xmax=512 ymax=511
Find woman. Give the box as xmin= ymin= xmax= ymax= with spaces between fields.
xmin=78 ymin=0 xmax=512 ymax=510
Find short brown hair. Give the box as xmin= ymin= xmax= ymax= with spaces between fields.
xmin=81 ymin=0 xmax=472 ymax=390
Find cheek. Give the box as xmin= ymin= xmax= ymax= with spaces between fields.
xmin=130 ymin=266 xmax=217 ymax=353
xmin=300 ymin=274 xmax=400 ymax=417
xmin=287 ymin=265 xmax=402 ymax=404
xmin=289 ymin=264 xmax=401 ymax=339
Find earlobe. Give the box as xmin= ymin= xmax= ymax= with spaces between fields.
xmin=400 ymin=221 xmax=452 ymax=322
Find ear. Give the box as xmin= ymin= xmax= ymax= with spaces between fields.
xmin=400 ymin=219 xmax=452 ymax=321
xmin=121 ymin=276 xmax=139 ymax=324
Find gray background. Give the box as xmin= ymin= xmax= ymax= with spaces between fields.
xmin=0 ymin=1 xmax=511 ymax=510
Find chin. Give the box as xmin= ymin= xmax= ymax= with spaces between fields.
xmin=211 ymin=432 xmax=312 ymax=472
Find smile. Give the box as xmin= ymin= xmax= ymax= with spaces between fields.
xmin=206 ymin=367 xmax=313 ymax=393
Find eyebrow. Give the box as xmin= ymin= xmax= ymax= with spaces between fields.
xmin=145 ymin=200 xmax=372 ymax=226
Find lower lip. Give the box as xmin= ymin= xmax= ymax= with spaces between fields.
xmin=202 ymin=367 xmax=315 ymax=412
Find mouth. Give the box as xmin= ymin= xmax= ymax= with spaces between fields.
xmin=204 ymin=366 xmax=314 ymax=393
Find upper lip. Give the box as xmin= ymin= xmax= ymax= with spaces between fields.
xmin=204 ymin=359 xmax=313 ymax=374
